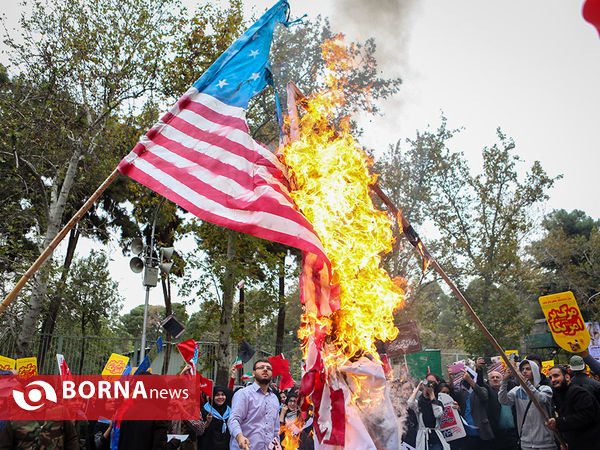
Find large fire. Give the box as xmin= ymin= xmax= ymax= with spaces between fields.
xmin=280 ymin=35 xmax=406 ymax=371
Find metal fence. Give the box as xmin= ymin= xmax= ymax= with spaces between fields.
xmin=0 ymin=333 xmax=305 ymax=380
xmin=0 ymin=333 xmax=140 ymax=375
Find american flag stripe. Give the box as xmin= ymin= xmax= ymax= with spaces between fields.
xmin=144 ymin=126 xmax=292 ymax=201
xmin=129 ymin=152 xmax=318 ymax=238
xmin=119 ymin=0 xmax=339 ymax=329
xmin=119 ymin=91 xmax=329 ymax=254
xmin=124 ymin=160 xmax=327 ymax=257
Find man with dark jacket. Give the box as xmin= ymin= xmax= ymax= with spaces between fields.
xmin=459 ymin=358 xmax=494 ymax=449
xmin=486 ymin=370 xmax=518 ymax=450
xmin=545 ymin=365 xmax=600 ymax=450
xmin=568 ymin=355 xmax=600 ymax=405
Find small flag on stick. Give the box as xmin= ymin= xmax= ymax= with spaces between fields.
xmin=56 ymin=354 xmax=73 ymax=382
xmin=233 ymin=357 xmax=243 ymax=370
xmin=198 ymin=373 xmax=213 ymax=398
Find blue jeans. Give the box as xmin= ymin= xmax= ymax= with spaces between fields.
xmin=428 ymin=443 xmax=443 ymax=450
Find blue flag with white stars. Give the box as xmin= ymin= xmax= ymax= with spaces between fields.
xmin=195 ymin=0 xmax=290 ymax=108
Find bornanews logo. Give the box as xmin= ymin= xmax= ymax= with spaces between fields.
xmin=1 ymin=375 xmax=201 ymax=420
xmin=13 ymin=380 xmax=58 ymax=410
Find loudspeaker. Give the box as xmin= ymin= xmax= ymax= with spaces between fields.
xmin=131 ymin=238 xmax=144 ymax=255
xmin=129 ymin=257 xmax=144 ymax=273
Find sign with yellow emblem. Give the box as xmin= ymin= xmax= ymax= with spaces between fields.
xmin=16 ymin=357 xmax=37 ymax=378
xmin=101 ymin=353 xmax=130 ymax=376
xmin=539 ymin=291 xmax=590 ymax=352
xmin=0 ymin=355 xmax=15 ymax=371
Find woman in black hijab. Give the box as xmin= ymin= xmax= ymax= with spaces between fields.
xmin=197 ymin=385 xmax=231 ymax=450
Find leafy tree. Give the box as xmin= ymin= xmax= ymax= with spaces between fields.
xmin=58 ymin=250 xmax=122 ymax=372
xmin=379 ymin=119 xmax=559 ymax=354
xmin=1 ymin=0 xmax=180 ymax=356
xmin=529 ymin=209 xmax=600 ymax=320
xmin=119 ymin=302 xmax=188 ymax=343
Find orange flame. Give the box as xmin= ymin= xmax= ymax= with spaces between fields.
xmin=280 ymin=415 xmax=304 ymax=450
xmin=281 ymin=35 xmax=406 ymax=369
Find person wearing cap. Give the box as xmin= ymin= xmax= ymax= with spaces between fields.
xmin=545 ymin=365 xmax=600 ymax=450
xmin=498 ymin=359 xmax=556 ymax=450
xmin=567 ymin=354 xmax=600 ymax=405
xmin=575 ymin=348 xmax=600 ymax=376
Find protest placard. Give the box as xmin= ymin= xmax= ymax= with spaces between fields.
xmin=16 ymin=357 xmax=37 ymax=378
xmin=385 ymin=321 xmax=422 ymax=356
xmin=539 ymin=291 xmax=590 ymax=352
xmin=0 ymin=355 xmax=15 ymax=371
xmin=438 ymin=392 xmax=466 ymax=442
xmin=135 ymin=337 xmax=163 ymax=375
xmin=585 ymin=322 xmax=600 ymax=346
xmin=405 ymin=350 xmax=441 ymax=379
xmin=541 ymin=360 xmax=554 ymax=376
xmin=588 ymin=345 xmax=600 ymax=363
xmin=102 ymin=353 xmax=129 ymax=376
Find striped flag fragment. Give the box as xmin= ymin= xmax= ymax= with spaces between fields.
xmin=117 ymin=0 xmax=338 ymax=318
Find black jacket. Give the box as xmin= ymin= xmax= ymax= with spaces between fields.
xmin=570 ymin=371 xmax=600 ymax=405
xmin=552 ymin=382 xmax=600 ymax=450
xmin=449 ymin=370 xmax=495 ymax=441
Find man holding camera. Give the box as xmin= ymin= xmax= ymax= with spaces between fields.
xmin=408 ymin=377 xmax=450 ymax=450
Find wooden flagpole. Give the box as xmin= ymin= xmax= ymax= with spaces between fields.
xmin=371 ymin=184 xmax=566 ymax=447
xmin=0 ymin=168 xmax=120 ymax=315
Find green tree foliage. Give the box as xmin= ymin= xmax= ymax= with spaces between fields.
xmin=529 ymin=209 xmax=600 ymax=320
xmin=56 ymin=250 xmax=122 ymax=372
xmin=379 ymin=119 xmax=559 ymax=355
xmin=119 ymin=302 xmax=188 ymax=342
xmin=1 ymin=0 xmax=180 ymax=356
xmin=58 ymin=251 xmax=122 ymax=335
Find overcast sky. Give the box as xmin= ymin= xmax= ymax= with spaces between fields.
xmin=4 ymin=0 xmax=600 ymax=315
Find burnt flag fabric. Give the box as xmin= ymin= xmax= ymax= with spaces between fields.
xmin=117 ymin=0 xmax=339 ymax=319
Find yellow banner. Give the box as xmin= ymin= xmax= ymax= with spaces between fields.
xmin=541 ymin=360 xmax=555 ymax=376
xmin=0 ymin=355 xmax=15 ymax=371
xmin=501 ymin=350 xmax=519 ymax=371
xmin=102 ymin=353 xmax=129 ymax=376
xmin=16 ymin=357 xmax=37 ymax=378
xmin=539 ymin=291 xmax=590 ymax=352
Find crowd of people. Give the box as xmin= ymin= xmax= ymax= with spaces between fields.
xmin=392 ymin=349 xmax=600 ymax=450
xmin=2 ymin=350 xmax=600 ymax=449
xmin=0 ymin=359 xmax=311 ymax=450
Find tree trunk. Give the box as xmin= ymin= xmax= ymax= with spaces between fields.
xmin=216 ymin=229 xmax=238 ymax=385
xmin=16 ymin=145 xmax=83 ymax=357
xmin=38 ymin=226 xmax=81 ymax=366
xmin=275 ymin=255 xmax=286 ymax=356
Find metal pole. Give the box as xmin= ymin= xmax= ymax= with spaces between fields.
xmin=140 ymin=285 xmax=151 ymax=362
xmin=139 ymin=197 xmax=166 ymax=362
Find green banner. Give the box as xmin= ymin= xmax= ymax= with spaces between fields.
xmin=405 ymin=349 xmax=442 ymax=379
